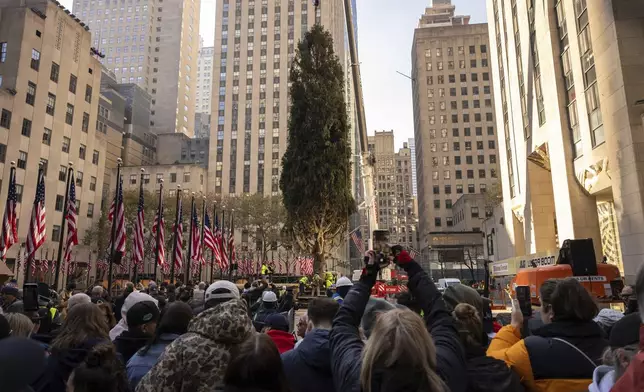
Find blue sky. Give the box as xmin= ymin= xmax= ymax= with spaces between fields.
xmin=62 ymin=0 xmax=487 ymax=148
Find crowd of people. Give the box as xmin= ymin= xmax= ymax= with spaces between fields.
xmin=1 ymin=248 xmax=644 ymax=392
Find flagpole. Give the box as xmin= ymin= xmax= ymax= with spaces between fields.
xmin=54 ymin=162 xmax=73 ymax=290
xmin=154 ymin=179 xmax=163 ymax=281
xmin=199 ymin=196 xmax=206 ymax=282
xmin=25 ymin=165 xmax=45 ymax=284
xmin=228 ymin=209 xmax=234 ymax=281
xmin=209 ymin=206 xmax=216 ymax=283
xmin=107 ymin=158 xmax=123 ymax=295
xmin=132 ymin=168 xmax=145 ymax=285
xmin=221 ymin=208 xmax=226 ymax=280
xmin=170 ymin=185 xmax=181 ymax=283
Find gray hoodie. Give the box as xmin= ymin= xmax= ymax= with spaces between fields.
xmin=589 ymin=365 xmax=616 ymax=392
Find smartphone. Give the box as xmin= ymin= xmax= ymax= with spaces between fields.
xmin=23 ymin=283 xmax=40 ymax=312
xmin=372 ymin=230 xmax=392 ymax=268
xmin=515 ymin=285 xmax=533 ymax=317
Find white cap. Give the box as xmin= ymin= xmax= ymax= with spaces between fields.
xmin=205 ymin=280 xmax=240 ymax=301
xmin=337 ymin=277 xmax=353 ymax=287
xmin=262 ymin=291 xmax=278 ymax=302
xmin=67 ymin=293 xmax=91 ymax=310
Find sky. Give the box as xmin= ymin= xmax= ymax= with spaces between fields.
xmin=61 ymin=0 xmax=487 ymax=149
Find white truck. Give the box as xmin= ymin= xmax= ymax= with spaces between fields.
xmin=437 ymin=278 xmax=461 ymax=293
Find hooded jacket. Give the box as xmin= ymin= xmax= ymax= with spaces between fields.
xmin=588 ymin=365 xmax=616 ymax=392
xmin=611 ymin=325 xmax=644 ymax=392
xmin=114 ymin=329 xmax=151 ymax=363
xmin=329 ymin=259 xmax=466 ymax=392
xmin=127 ymin=333 xmax=181 ymax=389
xmin=110 ymin=292 xmax=159 ymax=341
xmin=135 ymin=299 xmax=254 ymax=392
xmin=487 ymin=320 xmax=607 ymax=392
xmin=281 ymin=329 xmax=335 ymax=392
xmin=265 ymin=329 xmax=294 ymax=354
xmin=462 ymin=345 xmax=524 ymax=392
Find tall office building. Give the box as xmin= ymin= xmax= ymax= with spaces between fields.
xmin=0 ymin=0 xmax=108 ymax=286
xmin=487 ymin=0 xmax=644 ymax=281
xmin=208 ymin=0 xmax=348 ymax=196
xmin=408 ymin=137 xmax=417 ymax=197
xmin=412 ymin=1 xmax=500 ymax=253
xmin=73 ymin=0 xmax=200 ymax=136
xmin=368 ymin=131 xmax=417 ymax=251
xmin=196 ymin=38 xmax=214 ymax=115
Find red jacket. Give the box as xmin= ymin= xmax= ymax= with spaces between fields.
xmin=611 ymin=324 xmax=644 ymax=392
xmin=266 ymin=329 xmax=295 ymax=354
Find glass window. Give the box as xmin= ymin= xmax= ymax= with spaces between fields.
xmin=30 ymin=49 xmax=40 ymax=70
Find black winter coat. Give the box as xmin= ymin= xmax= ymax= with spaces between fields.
xmin=329 ymin=260 xmax=466 ymax=392
xmin=463 ymin=345 xmax=524 ymax=392
xmin=281 ymin=329 xmax=335 ymax=392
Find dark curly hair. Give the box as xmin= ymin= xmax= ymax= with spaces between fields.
xmin=69 ymin=343 xmax=129 ymax=392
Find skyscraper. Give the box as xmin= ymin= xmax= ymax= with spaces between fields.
xmin=408 ymin=137 xmax=417 ymax=197
xmin=208 ymin=0 xmax=348 ymax=196
xmin=195 ymin=38 xmax=214 ymax=138
xmin=72 ymin=0 xmax=200 ymax=136
xmin=486 ymin=0 xmax=644 ymax=281
xmin=412 ymin=1 xmax=500 ymax=256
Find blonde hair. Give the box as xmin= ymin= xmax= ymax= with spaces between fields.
xmin=360 ymin=308 xmax=447 ymax=392
xmin=5 ymin=312 xmax=34 ymax=338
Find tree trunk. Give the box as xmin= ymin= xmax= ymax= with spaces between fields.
xmin=313 ymin=237 xmax=325 ymax=275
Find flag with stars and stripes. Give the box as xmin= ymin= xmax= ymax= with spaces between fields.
xmin=26 ymin=172 xmax=46 ymax=260
xmin=0 ymin=168 xmax=18 ymax=259
xmin=152 ymin=200 xmax=165 ymax=267
xmin=109 ymin=176 xmax=126 ymax=264
xmin=132 ymin=183 xmax=145 ymax=266
xmin=203 ymin=213 xmax=216 ymax=253
xmin=173 ymin=199 xmax=183 ymax=270
xmin=63 ymin=172 xmax=78 ymax=263
xmin=191 ymin=207 xmax=203 ymax=265
xmin=350 ymin=228 xmax=365 ymax=255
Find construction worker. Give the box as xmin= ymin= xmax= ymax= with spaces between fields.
xmin=261 ymin=263 xmax=269 ymax=279
xmin=332 ymin=277 xmax=353 ymax=305
xmin=299 ymin=275 xmax=309 ymax=296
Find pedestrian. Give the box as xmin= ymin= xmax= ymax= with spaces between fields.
xmin=442 ymin=283 xmax=495 ymax=344
xmin=98 ymin=302 xmax=117 ymax=330
xmin=332 ymin=277 xmax=352 ymax=305
xmin=610 ymin=264 xmax=644 ymax=391
xmin=253 ymin=291 xmax=278 ymax=330
xmin=263 ymin=313 xmax=295 ymax=354
xmin=114 ymin=283 xmax=135 ymax=322
xmin=114 ymin=301 xmax=160 ymax=363
xmin=451 ymin=303 xmax=523 ymax=391
xmin=593 ymin=308 xmax=623 ymax=338
xmin=90 ymin=286 xmax=107 ymax=304
xmin=127 ymin=301 xmax=194 ymax=389
xmin=63 ymin=293 xmax=91 ymax=319
xmin=278 ymin=287 xmax=294 ymax=313
xmin=135 ymin=280 xmax=254 ymax=392
xmin=109 ymin=292 xmax=159 ymax=341
xmin=488 ymin=278 xmax=607 ymax=391
xmin=1 ymin=285 xmax=23 ymax=313
xmin=4 ymin=312 xmax=35 ymax=338
xmin=223 ymin=333 xmax=289 ymax=392
xmin=0 ymin=314 xmax=11 ymax=340
xmin=0 ymin=337 xmax=48 ymax=392
xmin=32 ymin=303 xmax=110 ymax=392
xmin=67 ymin=343 xmax=129 ymax=392
xmin=189 ymin=282 xmax=207 ymax=311
xmin=620 ymin=285 xmax=637 ymax=315
xmin=282 ymin=297 xmax=339 ymax=392
xmin=330 ymin=249 xmax=465 ymax=392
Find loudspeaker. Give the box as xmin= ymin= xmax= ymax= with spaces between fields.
xmin=557 ymin=239 xmax=598 ymax=276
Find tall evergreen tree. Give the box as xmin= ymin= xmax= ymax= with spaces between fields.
xmin=280 ymin=24 xmax=355 ymax=275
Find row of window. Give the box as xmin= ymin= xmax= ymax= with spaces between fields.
xmin=430 ymin=127 xmax=495 ymax=138
xmin=432 ymin=182 xmax=493 ymax=195
xmin=432 ymin=168 xmax=498 ymax=180
xmin=129 ymin=172 xmax=193 ymax=184
xmin=425 ymin=45 xmax=488 ymax=58
xmin=428 ymin=111 xmax=494 ymax=125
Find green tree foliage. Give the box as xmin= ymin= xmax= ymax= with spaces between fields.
xmin=280 ymin=24 xmax=356 ymax=274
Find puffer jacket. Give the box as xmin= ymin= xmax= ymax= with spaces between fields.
xmin=135 ymin=299 xmax=254 ymax=392
xmin=487 ymin=320 xmax=607 ymax=392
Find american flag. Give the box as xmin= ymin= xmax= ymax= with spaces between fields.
xmin=0 ymin=168 xmax=18 ymax=259
xmin=191 ymin=207 xmax=203 ymax=264
xmin=351 ymin=228 xmax=365 ymax=254
xmin=212 ymin=214 xmax=222 ymax=266
xmin=219 ymin=222 xmax=229 ymax=272
xmin=228 ymin=218 xmax=235 ymax=269
xmin=299 ymin=256 xmax=314 ymax=276
xmin=409 ymin=248 xmax=419 ymax=260
xmin=173 ymin=198 xmax=183 ymax=270
xmin=132 ymin=183 xmax=145 ymax=266
xmin=152 ymin=201 xmax=165 ymax=267
xmin=63 ymin=172 xmax=78 ymax=263
xmin=96 ymin=259 xmax=108 ymax=271
xmin=203 ymin=213 xmax=216 ymax=252
xmin=109 ymin=177 xmax=126 ymax=263
xmin=26 ymin=172 xmax=46 ymax=260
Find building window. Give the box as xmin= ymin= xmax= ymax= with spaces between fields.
xmin=58 ymin=166 xmax=66 ymax=181
xmin=0 ymin=42 xmax=6 ymax=63
xmin=130 ymin=174 xmax=137 ymax=185
xmin=69 ymin=74 xmax=77 ymax=94
xmin=30 ymin=49 xmax=40 ymax=70
xmin=433 ymin=185 xmax=439 ymax=195
xmin=156 ymin=173 xmax=163 ymax=183
xmin=52 ymin=225 xmax=61 ymax=242
xmin=143 ymin=174 xmax=150 ymax=184
xmin=170 ymin=173 xmax=177 ymax=183
xmin=434 ymin=200 xmax=440 ymax=209
xmin=488 ymin=140 xmax=496 ymax=149
xmin=76 ymin=171 xmax=83 ymax=186
xmin=446 ymin=217 xmax=453 ymax=227
xmin=42 ymin=128 xmax=52 ymax=145
xmin=434 ymin=217 xmax=442 ymax=227
xmin=468 ymin=184 xmax=476 ymax=193
xmin=446 ymin=199 xmax=453 ymax=209
xmin=65 ymin=104 xmax=74 ymax=125
xmin=0 ymin=109 xmax=10 ymax=129
xmin=84 ymin=84 xmax=93 ymax=103
xmin=87 ymin=203 xmax=94 ymax=218
xmin=82 ymin=112 xmax=89 ymax=132
xmin=62 ymin=137 xmax=70 ymax=153
xmin=26 ymin=82 xmax=36 ymax=105
xmin=586 ymin=83 xmax=604 ymax=146
xmin=92 ymin=150 xmax=99 ymax=165
xmin=17 ymin=150 xmax=27 ymax=169
xmin=46 ymin=93 xmax=56 ymax=115
xmin=445 ymin=185 xmax=452 ymax=194
xmin=55 ymin=195 xmax=64 ymax=211
xmin=21 ymin=119 xmax=32 ymax=137
xmin=78 ymin=144 xmax=86 ymax=160
xmin=456 ymin=184 xmax=463 ymax=194
xmin=471 ymin=207 xmax=479 ymax=218
xmin=183 ymin=172 xmax=191 ymax=182
xmin=89 ymin=176 xmax=96 ymax=191
xmin=50 ymin=62 xmax=60 ymax=82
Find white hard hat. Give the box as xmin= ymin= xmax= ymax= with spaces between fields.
xmin=336 ymin=277 xmax=353 ymax=287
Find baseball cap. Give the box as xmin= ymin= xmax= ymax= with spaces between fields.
xmin=205 ymin=280 xmax=240 ymax=301
xmin=262 ymin=291 xmax=278 ymax=303
xmin=265 ymin=313 xmax=289 ymax=332
xmin=337 ymin=277 xmax=353 ymax=287
xmin=126 ymin=301 xmax=160 ymax=328
xmin=1 ymin=286 xmax=19 ymax=297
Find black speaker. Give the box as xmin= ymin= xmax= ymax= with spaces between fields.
xmin=557 ymin=239 xmax=598 ymax=276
